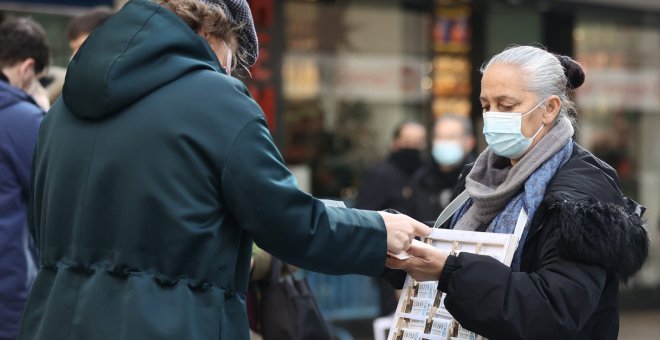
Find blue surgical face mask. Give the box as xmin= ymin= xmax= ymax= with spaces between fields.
xmin=432 ymin=141 xmax=464 ymax=166
xmin=482 ymin=99 xmax=547 ymax=159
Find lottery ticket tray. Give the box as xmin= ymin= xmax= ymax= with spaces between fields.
xmin=387 ymin=228 xmax=519 ymax=340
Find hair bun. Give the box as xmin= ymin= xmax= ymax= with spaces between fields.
xmin=556 ymin=54 xmax=585 ymax=90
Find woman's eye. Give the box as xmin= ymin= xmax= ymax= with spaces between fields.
xmin=500 ymin=105 xmax=514 ymax=111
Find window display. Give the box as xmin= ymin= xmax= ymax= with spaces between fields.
xmin=574 ymin=18 xmax=660 ymax=286
xmin=432 ymin=3 xmax=471 ymax=118
xmin=281 ymin=0 xmax=432 ymax=198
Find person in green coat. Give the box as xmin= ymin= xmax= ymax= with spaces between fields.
xmin=18 ymin=0 xmax=430 ymax=339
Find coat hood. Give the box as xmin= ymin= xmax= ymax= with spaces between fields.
xmin=63 ymin=0 xmax=223 ymax=120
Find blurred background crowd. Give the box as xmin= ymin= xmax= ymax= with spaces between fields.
xmin=1 ymin=0 xmax=658 ymax=339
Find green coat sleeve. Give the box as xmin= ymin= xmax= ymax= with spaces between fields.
xmin=221 ymin=116 xmax=387 ymax=276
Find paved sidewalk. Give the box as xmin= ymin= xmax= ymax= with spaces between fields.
xmin=619 ymin=310 xmax=660 ymax=340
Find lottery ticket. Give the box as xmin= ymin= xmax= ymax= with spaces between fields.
xmin=404 ymin=297 xmax=432 ymax=316
xmin=455 ymin=324 xmax=477 ymax=340
xmin=402 ymin=318 xmax=426 ymax=332
xmin=414 ymin=281 xmax=438 ymax=299
xmin=398 ymin=329 xmax=422 ymax=340
xmin=428 ymin=318 xmax=452 ymax=338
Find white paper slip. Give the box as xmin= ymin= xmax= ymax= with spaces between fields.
xmin=388 ymin=239 xmax=434 ymax=260
xmin=413 ymin=281 xmax=438 ymax=299
xmin=389 ymin=251 xmax=414 ymax=260
xmin=399 ymin=329 xmax=422 ymax=340
xmin=429 ymin=318 xmax=452 ymax=337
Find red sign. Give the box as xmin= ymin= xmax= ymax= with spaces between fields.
xmin=248 ymin=0 xmax=277 ymax=131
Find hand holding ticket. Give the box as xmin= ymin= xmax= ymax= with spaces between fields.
xmin=386 ymin=239 xmax=449 ymax=282
xmin=378 ymin=211 xmax=431 ymax=255
xmin=388 ymin=239 xmax=428 ymax=259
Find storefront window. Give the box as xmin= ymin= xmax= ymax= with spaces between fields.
xmin=432 ymin=3 xmax=472 ymax=118
xmin=574 ymin=18 xmax=660 ymax=286
xmin=282 ymin=0 xmax=433 ymax=200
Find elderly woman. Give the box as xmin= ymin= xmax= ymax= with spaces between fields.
xmin=387 ymin=45 xmax=649 ymax=340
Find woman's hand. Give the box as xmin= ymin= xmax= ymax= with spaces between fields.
xmin=378 ymin=211 xmax=431 ymax=255
xmin=386 ymin=241 xmax=449 ymax=282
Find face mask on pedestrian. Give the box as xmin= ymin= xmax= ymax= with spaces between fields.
xmin=391 ymin=148 xmax=423 ymax=175
xmin=482 ymin=98 xmax=547 ymax=159
xmin=432 ymin=141 xmax=464 ymax=166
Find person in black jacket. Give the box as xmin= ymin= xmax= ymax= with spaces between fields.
xmin=355 ymin=121 xmax=427 ymax=216
xmin=386 ymin=45 xmax=649 ymax=340
xmin=355 ymin=121 xmax=427 ymax=316
xmin=410 ymin=115 xmax=475 ymax=222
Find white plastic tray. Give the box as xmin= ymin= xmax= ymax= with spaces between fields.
xmin=387 ymin=228 xmax=519 ymax=340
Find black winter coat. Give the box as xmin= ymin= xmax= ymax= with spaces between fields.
xmin=409 ymin=158 xmax=467 ymax=222
xmin=355 ymin=152 xmax=420 ymax=216
xmin=385 ymin=144 xmax=649 ymax=340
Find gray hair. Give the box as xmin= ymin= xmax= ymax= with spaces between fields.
xmin=480 ymin=45 xmax=580 ymax=128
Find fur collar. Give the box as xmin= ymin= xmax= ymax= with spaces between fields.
xmin=554 ymin=200 xmax=649 ymax=282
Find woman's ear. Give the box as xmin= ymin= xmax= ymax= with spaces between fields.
xmin=543 ymin=95 xmax=561 ymax=124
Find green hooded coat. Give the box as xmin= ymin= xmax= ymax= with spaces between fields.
xmin=19 ymin=1 xmax=386 ymax=339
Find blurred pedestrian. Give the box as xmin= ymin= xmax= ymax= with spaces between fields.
xmin=67 ymin=6 xmax=114 ymax=57
xmin=355 ymin=121 xmax=427 ymax=216
xmin=387 ymin=45 xmax=649 ymax=340
xmin=18 ymin=1 xmax=430 ymax=339
xmin=0 ymin=17 xmax=49 ymax=340
xmin=33 ymin=6 xmax=115 ymax=106
xmin=354 ymin=121 xmax=426 ymax=318
xmin=410 ymin=114 xmax=475 ymax=222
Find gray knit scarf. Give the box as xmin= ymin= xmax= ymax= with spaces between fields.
xmin=454 ymin=117 xmax=574 ymax=231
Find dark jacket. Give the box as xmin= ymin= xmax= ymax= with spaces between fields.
xmin=19 ymin=1 xmax=386 ymax=339
xmin=0 ymin=76 xmax=42 ymax=339
xmin=409 ymin=157 xmax=468 ymax=222
xmin=354 ymin=150 xmax=421 ymax=215
xmin=384 ymin=144 xmax=648 ymax=340
xmin=355 ymin=150 xmax=421 ymax=316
